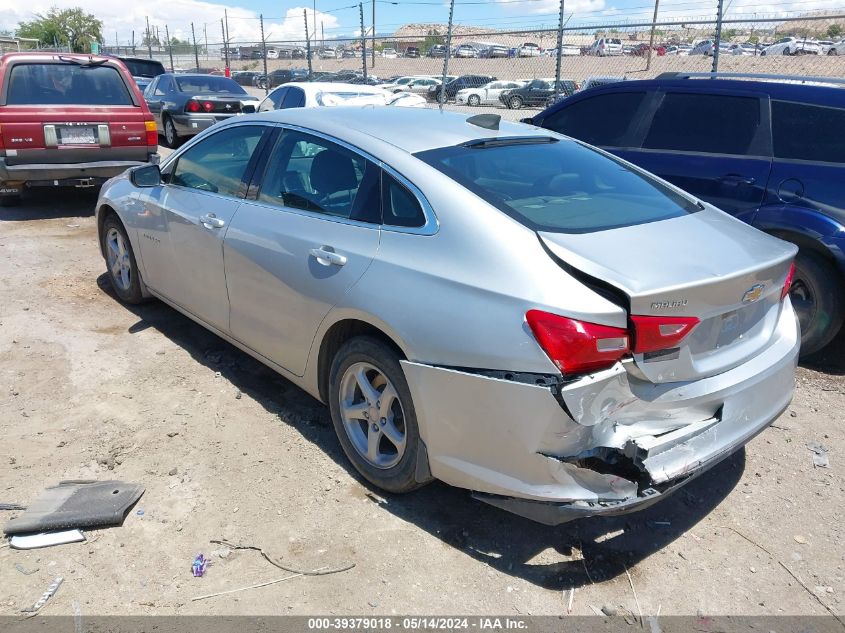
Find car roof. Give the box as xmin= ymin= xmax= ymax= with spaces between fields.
xmin=0 ymin=52 xmax=123 ymax=64
xmin=559 ymin=76 xmax=845 ymax=106
xmin=234 ymin=106 xmax=549 ymax=154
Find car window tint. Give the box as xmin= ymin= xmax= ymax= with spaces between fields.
xmin=171 ymin=125 xmax=265 ymax=197
xmin=416 ymin=138 xmax=698 ymax=234
xmin=153 ymin=78 xmax=167 ymax=96
xmin=175 ymin=76 xmax=246 ymax=94
xmin=643 ymin=92 xmax=760 ymax=155
xmin=382 ymin=172 xmax=425 ymax=228
xmin=257 ymin=130 xmax=374 ymax=220
xmin=543 ymin=92 xmax=646 ymax=147
xmin=281 ymin=87 xmax=305 ymax=108
xmin=260 ymin=87 xmax=286 ymax=111
xmin=6 ymin=63 xmax=133 ymax=105
xmin=772 ymin=101 xmax=845 ymax=163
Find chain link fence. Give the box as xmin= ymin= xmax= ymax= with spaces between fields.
xmin=84 ymin=9 xmax=845 ymax=120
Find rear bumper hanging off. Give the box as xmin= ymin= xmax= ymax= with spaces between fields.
xmin=401 ymin=302 xmax=800 ymax=524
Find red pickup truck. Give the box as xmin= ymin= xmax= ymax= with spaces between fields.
xmin=0 ymin=52 xmax=158 ymax=206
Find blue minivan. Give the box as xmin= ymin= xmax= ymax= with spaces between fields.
xmin=530 ymin=73 xmax=845 ymax=356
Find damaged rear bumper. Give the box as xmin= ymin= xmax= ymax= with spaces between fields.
xmin=401 ymin=303 xmax=799 ymax=525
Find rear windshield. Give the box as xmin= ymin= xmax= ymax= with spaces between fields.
xmin=416 ymin=138 xmax=699 ymax=233
xmin=175 ymin=76 xmax=246 ymax=94
xmin=6 ymin=63 xmax=133 ymax=106
xmin=120 ymin=59 xmax=165 ymax=78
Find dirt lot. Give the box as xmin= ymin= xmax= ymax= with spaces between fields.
xmin=1 ymin=187 xmax=843 ymax=617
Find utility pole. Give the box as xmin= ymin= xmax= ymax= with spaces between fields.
xmin=303 ymin=9 xmax=313 ymax=79
xmin=359 ymin=3 xmax=367 ymax=80
xmin=165 ymin=25 xmax=174 ymax=71
xmin=554 ymin=0 xmax=564 ymax=99
xmin=260 ymin=15 xmax=268 ymax=95
xmin=371 ymin=0 xmax=376 ymax=68
xmin=712 ymin=0 xmax=724 ymax=72
xmin=204 ymin=24 xmax=208 ymax=61
xmin=145 ymin=16 xmax=152 ymax=58
xmin=312 ymin=0 xmax=317 ymax=53
xmin=132 ymin=30 xmax=135 ymax=55
xmin=439 ymin=0 xmax=455 ymax=110
xmin=191 ymin=23 xmax=199 ymax=70
xmin=321 ymin=22 xmax=324 ymax=49
xmin=646 ymin=0 xmax=660 ymax=71
xmin=221 ymin=19 xmax=229 ymax=73
xmin=224 ymin=9 xmax=231 ymax=59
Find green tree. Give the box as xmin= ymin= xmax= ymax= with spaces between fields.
xmin=827 ymin=24 xmax=842 ymax=39
xmin=17 ymin=7 xmax=102 ymax=52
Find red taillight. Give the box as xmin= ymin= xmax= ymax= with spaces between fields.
xmin=781 ymin=262 xmax=795 ymax=301
xmin=185 ymin=99 xmax=201 ymax=113
xmin=526 ymin=310 xmax=629 ymax=375
xmin=629 ymin=315 xmax=700 ymax=354
xmin=203 ymin=101 xmax=214 ymax=112
xmin=144 ymin=120 xmax=157 ymax=146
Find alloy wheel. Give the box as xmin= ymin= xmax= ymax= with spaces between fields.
xmin=338 ymin=362 xmax=407 ymax=469
xmin=467 ymin=95 xmax=481 ymax=106
xmin=106 ymin=227 xmax=132 ymax=292
xmin=164 ymin=118 xmax=176 ymax=147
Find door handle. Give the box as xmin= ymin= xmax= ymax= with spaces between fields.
xmin=200 ymin=213 xmax=225 ymax=229
xmin=309 ymin=247 xmax=347 ymax=267
xmin=719 ymin=174 xmax=756 ymax=186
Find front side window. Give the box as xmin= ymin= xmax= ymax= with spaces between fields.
xmin=281 ymin=87 xmax=305 ymax=108
xmin=6 ymin=63 xmax=133 ymax=105
xmin=171 ymin=125 xmax=265 ymax=197
xmin=543 ymin=91 xmax=646 ymax=147
xmin=642 ymin=92 xmax=761 ymax=155
xmin=257 ymin=130 xmax=378 ymax=221
xmin=416 ymin=137 xmax=699 ymax=234
xmin=772 ymin=101 xmax=845 ymax=163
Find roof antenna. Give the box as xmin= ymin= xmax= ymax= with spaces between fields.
xmin=466 ymin=113 xmax=501 ymax=131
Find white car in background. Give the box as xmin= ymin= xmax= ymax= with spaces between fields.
xmin=588 ymin=38 xmax=623 ymax=56
xmin=828 ymin=40 xmax=845 ymax=55
xmin=382 ymin=48 xmax=398 ymax=59
xmin=257 ymin=82 xmax=426 ymax=111
xmin=762 ymin=37 xmax=821 ymax=55
xmin=377 ymin=76 xmax=431 ymax=93
xmin=544 ymin=45 xmax=581 ymax=57
xmin=456 ymin=80 xmax=526 ymax=106
xmin=518 ymin=42 xmax=542 ymax=57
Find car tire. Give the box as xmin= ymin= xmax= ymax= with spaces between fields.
xmin=162 ymin=115 xmax=181 ymax=149
xmin=790 ymin=250 xmax=845 ymax=357
xmin=467 ymin=94 xmax=481 ymax=107
xmin=829 ymin=49 xmax=838 ymax=56
xmin=101 ymin=214 xmax=146 ymax=305
xmin=509 ymin=95 xmax=524 ymax=109
xmin=328 ymin=336 xmax=432 ymax=494
xmin=782 ymin=48 xmax=791 ymax=55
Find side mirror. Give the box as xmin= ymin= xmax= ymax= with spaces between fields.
xmin=131 ymin=164 xmax=162 ymax=188
xmin=520 ymin=117 xmax=534 ymax=125
xmin=242 ymin=104 xmax=256 ymax=114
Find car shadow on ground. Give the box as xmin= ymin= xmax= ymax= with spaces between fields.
xmin=97 ymin=274 xmax=744 ymax=591
xmin=0 ymin=189 xmax=98 ymax=221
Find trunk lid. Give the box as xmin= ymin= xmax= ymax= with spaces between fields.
xmin=539 ymin=208 xmax=796 ymax=382
xmin=187 ymin=94 xmax=250 ymax=114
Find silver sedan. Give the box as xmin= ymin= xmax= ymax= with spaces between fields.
xmin=96 ymin=108 xmax=799 ymax=524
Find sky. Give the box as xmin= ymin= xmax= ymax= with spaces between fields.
xmin=1 ymin=0 xmax=842 ymax=46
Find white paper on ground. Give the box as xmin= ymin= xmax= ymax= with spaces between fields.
xmin=9 ymin=529 xmax=86 ymax=550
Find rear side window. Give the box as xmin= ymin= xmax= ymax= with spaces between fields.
xmin=6 ymin=63 xmax=133 ymax=105
xmin=416 ymin=138 xmax=699 ymax=234
xmin=281 ymin=87 xmax=305 ymax=108
xmin=543 ymin=92 xmax=646 ymax=147
xmin=382 ymin=172 xmax=425 ymax=228
xmin=772 ymin=101 xmax=845 ymax=163
xmin=260 ymin=87 xmax=286 ymax=112
xmin=120 ymin=59 xmax=165 ymax=78
xmin=643 ymin=92 xmax=761 ymax=155
xmin=172 ymin=125 xmax=265 ymax=198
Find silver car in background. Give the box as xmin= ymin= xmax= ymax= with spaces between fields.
xmin=96 ymin=108 xmax=799 ymax=524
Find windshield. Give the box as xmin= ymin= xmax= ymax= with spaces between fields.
xmin=120 ymin=58 xmax=165 ymax=78
xmin=175 ymin=76 xmax=246 ymax=94
xmin=6 ymin=62 xmax=134 ymax=105
xmin=416 ymin=138 xmax=699 ymax=233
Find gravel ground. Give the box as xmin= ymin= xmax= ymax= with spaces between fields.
xmin=0 ymin=183 xmax=843 ymax=617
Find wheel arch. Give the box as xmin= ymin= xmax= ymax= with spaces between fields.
xmin=97 ymin=203 xmax=120 ymax=258
xmin=314 ymin=315 xmax=410 ymax=404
